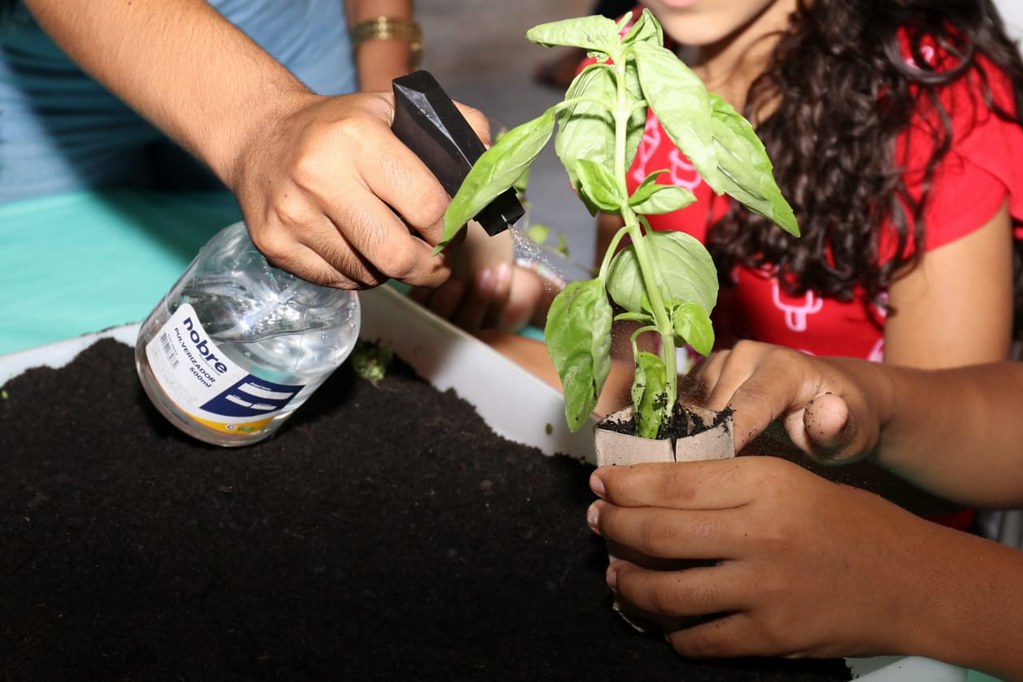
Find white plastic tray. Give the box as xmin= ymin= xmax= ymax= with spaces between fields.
xmin=0 ymin=285 xmax=968 ymax=682
xmin=358 ymin=286 xmax=599 ymax=460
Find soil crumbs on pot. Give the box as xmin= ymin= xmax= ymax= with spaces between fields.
xmin=0 ymin=339 xmax=851 ymax=681
xmin=599 ymin=402 xmax=734 ymax=441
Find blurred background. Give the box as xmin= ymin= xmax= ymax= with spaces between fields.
xmin=418 ymin=0 xmax=596 ymax=280
xmin=417 ymin=0 xmax=1023 ymax=283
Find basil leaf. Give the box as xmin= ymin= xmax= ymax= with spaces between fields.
xmin=439 ymin=107 xmax=556 ymax=251
xmin=526 ymin=223 xmax=550 ymax=245
xmin=672 ymin=302 xmax=715 ymax=357
xmin=554 ymin=232 xmax=570 ymax=258
xmin=708 ymin=93 xmax=800 ymax=236
xmin=633 ymin=41 xmax=721 ymax=191
xmin=555 ymin=64 xmax=616 ymax=193
xmin=629 ymin=170 xmax=667 ymax=205
xmin=545 ymin=279 xmax=613 ymax=431
xmin=629 ymin=184 xmax=696 ymax=215
xmin=614 ymin=311 xmax=655 ymax=324
xmin=526 ymin=15 xmax=620 ymax=57
xmin=606 ymin=231 xmax=718 ymax=315
xmin=622 ymin=8 xmax=663 ymax=48
xmin=632 ymin=350 xmax=667 ymax=439
xmin=576 ymin=159 xmax=625 ymax=213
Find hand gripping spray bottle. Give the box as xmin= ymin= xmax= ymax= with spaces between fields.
xmin=135 ymin=71 xmax=522 ymax=446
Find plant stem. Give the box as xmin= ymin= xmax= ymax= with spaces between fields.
xmin=612 ymin=52 xmax=678 ymax=415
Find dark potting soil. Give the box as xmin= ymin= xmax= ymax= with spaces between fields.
xmin=599 ymin=401 xmax=734 ymax=441
xmin=0 ymin=339 xmax=852 ymax=681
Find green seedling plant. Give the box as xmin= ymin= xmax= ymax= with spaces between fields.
xmin=351 ymin=340 xmax=394 ymax=386
xmin=440 ymin=10 xmax=799 ymax=439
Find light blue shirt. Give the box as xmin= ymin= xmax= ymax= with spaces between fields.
xmin=0 ymin=0 xmax=357 ymax=202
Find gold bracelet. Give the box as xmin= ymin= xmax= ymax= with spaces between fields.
xmin=350 ymin=16 xmax=423 ymax=69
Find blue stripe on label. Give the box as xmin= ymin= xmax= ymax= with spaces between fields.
xmin=200 ymin=375 xmax=303 ymax=418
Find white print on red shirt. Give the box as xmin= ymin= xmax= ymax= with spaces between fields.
xmin=904 ymin=44 xmax=936 ymax=68
xmin=631 ymin=121 xmax=703 ymax=191
xmin=667 ymin=149 xmax=703 ymax=191
xmin=771 ymin=281 xmax=823 ymax=332
xmin=872 ymin=292 xmax=889 ymax=321
xmin=630 ymin=122 xmax=661 ymax=184
xmin=867 ymin=338 xmax=885 ymax=362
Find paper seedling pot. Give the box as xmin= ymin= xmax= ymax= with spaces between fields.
xmin=594 ymin=403 xmax=735 ymax=467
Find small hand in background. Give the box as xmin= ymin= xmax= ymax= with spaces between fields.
xmin=408 ymin=216 xmax=563 ymax=335
xmin=409 ymin=262 xmax=552 ymax=335
xmin=410 ymin=261 xmax=511 ymax=333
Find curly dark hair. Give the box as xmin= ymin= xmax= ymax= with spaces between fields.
xmin=708 ymin=0 xmax=1023 ymax=334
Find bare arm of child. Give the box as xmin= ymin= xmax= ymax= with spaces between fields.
xmin=884 ymin=202 xmax=1014 ymax=368
xmin=693 ymin=340 xmax=1023 ymax=507
xmin=346 ymin=0 xmax=420 ymax=92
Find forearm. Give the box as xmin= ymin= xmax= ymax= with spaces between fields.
xmin=896 ymin=523 xmax=1023 ymax=680
xmin=23 ymin=0 xmax=312 ymax=187
xmin=702 ymin=343 xmax=1023 ymax=507
xmin=854 ymin=360 xmax=1023 ymax=507
xmin=883 ymin=203 xmax=1014 ymax=369
xmin=347 ymin=0 xmax=418 ymax=91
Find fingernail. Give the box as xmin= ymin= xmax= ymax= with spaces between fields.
xmin=495 ymin=262 xmax=512 ymax=285
xmin=477 ymin=268 xmax=493 ymax=292
xmin=586 ymin=502 xmax=600 ymax=532
xmin=606 ymin=564 xmax=618 ymax=592
xmin=589 ymin=471 xmax=606 ymax=497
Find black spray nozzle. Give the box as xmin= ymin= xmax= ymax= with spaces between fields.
xmin=391 ymin=70 xmax=524 ymax=237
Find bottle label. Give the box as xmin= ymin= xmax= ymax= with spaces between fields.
xmin=146 ymin=303 xmax=305 ymax=434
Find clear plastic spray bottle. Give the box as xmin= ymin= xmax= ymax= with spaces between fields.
xmin=135 ymin=221 xmax=360 ymax=447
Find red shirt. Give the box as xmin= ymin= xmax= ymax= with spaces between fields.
xmin=626 ymin=47 xmax=1023 ymax=360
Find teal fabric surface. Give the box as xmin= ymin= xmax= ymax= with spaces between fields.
xmin=0 ymin=189 xmax=241 ymax=355
xmin=519 ymin=324 xmax=546 ymax=342
xmin=0 ymin=189 xmax=552 ymax=357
